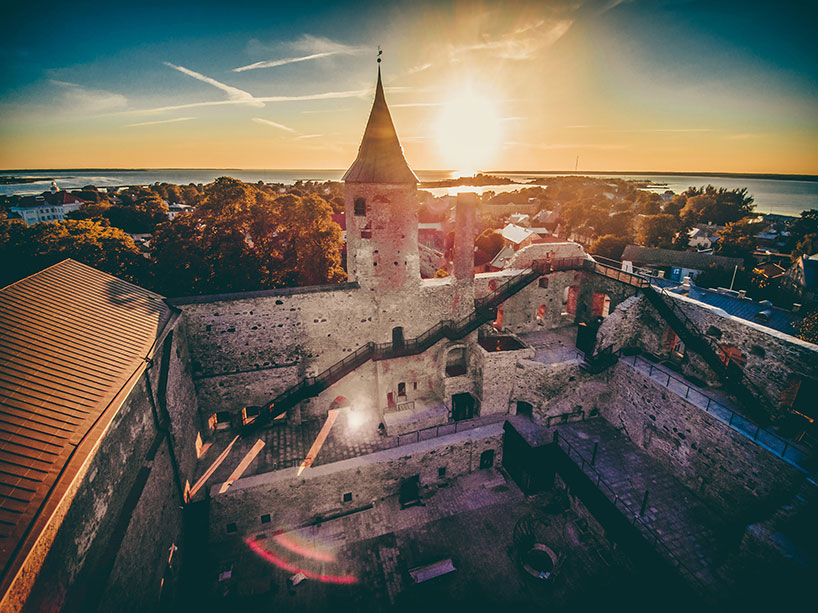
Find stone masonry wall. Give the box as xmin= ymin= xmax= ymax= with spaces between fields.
xmin=601 ymin=362 xmax=806 ymax=517
xmin=208 ymin=424 xmax=504 ymax=542
xmin=21 ymin=317 xmax=198 ymax=611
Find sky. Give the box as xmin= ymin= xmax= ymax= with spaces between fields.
xmin=0 ymin=0 xmax=816 ymax=174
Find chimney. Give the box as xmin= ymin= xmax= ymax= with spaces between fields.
xmin=453 ymin=192 xmax=476 ymax=282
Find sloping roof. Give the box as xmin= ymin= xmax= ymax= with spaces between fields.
xmin=802 ymin=254 xmax=818 ymax=291
xmin=622 ymin=245 xmax=743 ymax=271
xmin=343 ymin=68 xmax=417 ymax=184
xmin=671 ymin=285 xmax=802 ymax=336
xmin=0 ymin=260 xmax=174 ymax=592
xmin=490 ymin=246 xmax=515 ymax=269
xmin=501 ymin=223 xmax=534 ymax=245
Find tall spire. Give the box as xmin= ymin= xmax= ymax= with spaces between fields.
xmin=343 ymin=66 xmax=418 ymax=184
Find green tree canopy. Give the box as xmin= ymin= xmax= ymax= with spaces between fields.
xmin=589 ymin=234 xmax=629 ymax=261
xmin=474 ymin=229 xmax=505 ymax=260
xmin=635 ymin=214 xmax=681 ymax=249
xmin=0 ymin=219 xmax=149 ymax=288
xmin=150 ymin=177 xmax=344 ymax=296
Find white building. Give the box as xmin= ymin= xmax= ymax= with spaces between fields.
xmin=10 ymin=192 xmax=85 ymax=225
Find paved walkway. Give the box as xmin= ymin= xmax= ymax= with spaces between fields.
xmin=557 ymin=419 xmax=728 ymax=588
xmin=196 ymin=413 xmax=507 ymax=486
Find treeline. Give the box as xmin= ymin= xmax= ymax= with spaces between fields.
xmin=0 ymin=178 xmax=345 ymax=296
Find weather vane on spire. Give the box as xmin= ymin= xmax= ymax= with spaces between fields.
xmin=377 ymin=46 xmax=382 ymax=64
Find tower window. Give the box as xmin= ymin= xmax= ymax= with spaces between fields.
xmin=354 ymin=197 xmax=367 ymax=216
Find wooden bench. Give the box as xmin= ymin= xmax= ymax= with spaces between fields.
xmin=409 ymin=559 xmax=456 ymax=583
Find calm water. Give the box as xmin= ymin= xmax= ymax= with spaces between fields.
xmin=3 ymin=169 xmax=816 ymax=217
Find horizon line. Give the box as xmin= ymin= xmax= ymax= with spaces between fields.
xmin=2 ymin=168 xmax=817 ymax=182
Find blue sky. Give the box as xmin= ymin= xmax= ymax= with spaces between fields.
xmin=1 ymin=0 xmax=816 ymax=172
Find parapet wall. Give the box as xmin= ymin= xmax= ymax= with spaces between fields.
xmin=208 ymin=423 xmax=504 ymax=542
xmin=596 ymin=292 xmax=818 ymax=420
xmin=602 ymin=362 xmax=805 ymax=517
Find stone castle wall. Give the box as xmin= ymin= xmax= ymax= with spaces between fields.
xmin=20 ymin=319 xmax=200 ymax=612
xmin=208 ymin=423 xmax=504 ymax=542
xmin=601 ymin=362 xmax=806 ymax=517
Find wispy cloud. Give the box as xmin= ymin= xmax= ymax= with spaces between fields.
xmin=252 ymin=117 xmax=296 ymax=133
xmin=239 ymin=35 xmax=367 ymax=71
xmin=407 ymin=62 xmax=433 ymax=75
xmin=127 ymin=116 xmax=195 ymax=128
xmin=564 ymin=124 xmax=606 ymax=129
xmin=451 ymin=18 xmax=573 ymax=61
xmin=295 ymin=134 xmax=323 ymax=140
xmin=50 ymin=79 xmax=127 ymax=112
xmin=235 ymin=51 xmax=347 ymax=73
xmin=164 ymin=61 xmax=263 ymax=107
xmin=301 ymin=108 xmax=350 ymax=114
xmin=116 ymin=88 xmax=373 ymax=116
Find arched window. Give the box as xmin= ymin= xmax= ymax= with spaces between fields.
xmin=354 ymin=197 xmax=366 ymax=216
xmin=445 ymin=347 xmax=467 ymax=377
xmin=535 ymin=305 xmax=546 ymax=325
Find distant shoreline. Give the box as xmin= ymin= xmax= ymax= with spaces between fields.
xmin=1 ymin=168 xmax=816 ymax=183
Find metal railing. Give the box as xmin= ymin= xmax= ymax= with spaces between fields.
xmin=642 ymin=282 xmax=774 ymax=422
xmin=554 ymin=432 xmax=708 ymax=590
xmin=263 ymin=414 xmax=507 ymax=471
xmin=582 ymin=259 xmax=649 ymax=288
xmin=251 ymin=256 xmax=591 ymax=430
xmin=395 ymin=413 xmax=507 ymax=447
xmin=619 ymin=353 xmax=812 ymax=471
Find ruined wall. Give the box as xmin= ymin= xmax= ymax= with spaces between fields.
xmin=176 ymin=278 xmax=465 ymax=417
xmin=511 ymin=359 xmax=612 ymax=425
xmin=595 ymin=291 xmax=818 ymax=419
xmin=208 ymin=423 xmax=504 ymax=541
xmin=21 ymin=319 xmax=198 ymax=612
xmin=478 ymin=343 xmax=535 ymax=413
xmin=601 ymin=362 xmax=806 ymax=517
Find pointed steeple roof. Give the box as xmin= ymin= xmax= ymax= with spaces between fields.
xmin=343 ymin=67 xmax=418 ymax=184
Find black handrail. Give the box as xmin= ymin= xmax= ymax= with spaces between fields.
xmin=247 ymin=256 xmax=589 ymax=432
xmin=641 ymin=283 xmax=773 ymax=422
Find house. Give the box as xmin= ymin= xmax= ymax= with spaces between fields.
xmin=621 ymin=245 xmax=744 ymax=282
xmin=532 ymin=209 xmax=563 ymax=236
xmin=488 ymin=246 xmax=515 ymax=271
xmin=9 ymin=191 xmax=85 ymax=225
xmin=752 ymin=262 xmax=786 ymax=281
xmin=569 ymin=225 xmax=595 ymax=247
xmin=508 ymin=213 xmax=530 ymax=227
xmin=783 ymin=253 xmax=818 ymax=302
xmin=688 ymin=223 xmax=723 ymax=250
xmin=167 ymin=203 xmax=194 ymax=220
xmin=500 ymin=223 xmax=537 ymax=250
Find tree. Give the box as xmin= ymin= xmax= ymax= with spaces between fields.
xmin=794 ymin=307 xmax=818 ymax=344
xmin=714 ymin=219 xmax=760 ymax=268
xmin=635 ymin=192 xmax=662 ymax=215
xmin=589 ymin=234 xmax=629 ymax=261
xmin=474 ymin=229 xmax=504 ymax=260
xmin=679 ymin=186 xmax=754 ymax=225
xmin=0 ymin=219 xmax=149 ymax=288
xmin=635 ymin=214 xmax=680 ymax=249
xmin=151 ymin=177 xmax=344 ymax=296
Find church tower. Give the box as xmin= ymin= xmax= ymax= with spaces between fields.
xmin=343 ymin=67 xmax=420 ymax=294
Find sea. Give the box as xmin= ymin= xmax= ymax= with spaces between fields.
xmin=2 ymin=169 xmax=816 ymax=218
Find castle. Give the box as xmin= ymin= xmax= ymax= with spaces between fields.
xmin=1 ymin=68 xmax=816 ymax=611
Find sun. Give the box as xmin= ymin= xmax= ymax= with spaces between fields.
xmin=435 ymin=88 xmax=503 ymax=175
